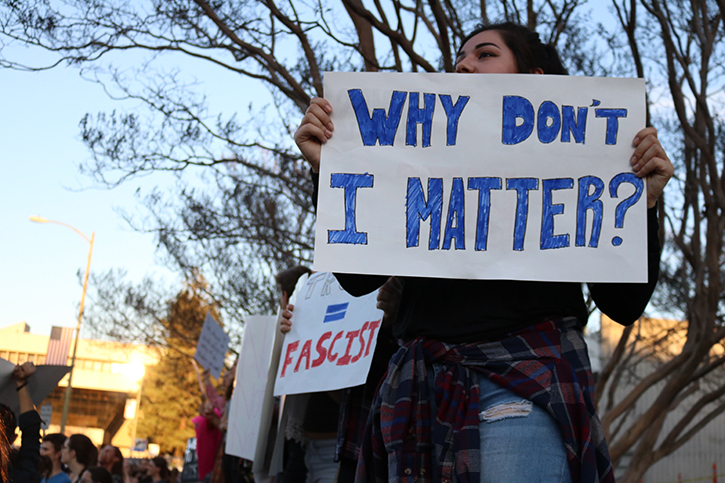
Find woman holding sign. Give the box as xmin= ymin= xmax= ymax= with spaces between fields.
xmin=294 ymin=21 xmax=673 ymax=483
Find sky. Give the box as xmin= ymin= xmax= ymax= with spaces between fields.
xmin=0 ymin=44 xmax=272 ymax=339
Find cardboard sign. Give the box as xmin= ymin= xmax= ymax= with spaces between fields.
xmin=314 ymin=72 xmax=648 ymax=282
xmin=226 ymin=315 xmax=282 ymax=463
xmin=0 ymin=358 xmax=70 ymax=415
xmin=194 ymin=313 xmax=230 ymax=379
xmin=273 ymin=272 xmax=383 ymax=396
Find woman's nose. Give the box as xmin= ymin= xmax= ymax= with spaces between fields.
xmin=456 ymin=56 xmax=476 ymax=73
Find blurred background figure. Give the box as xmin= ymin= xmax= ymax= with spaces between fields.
xmin=148 ymin=457 xmax=169 ymax=483
xmin=79 ymin=466 xmax=113 ymax=483
xmin=40 ymin=433 xmax=70 ymax=483
xmin=98 ymin=445 xmax=124 ymax=483
xmin=7 ymin=361 xmax=42 ymax=483
xmin=60 ymin=434 xmax=98 ymax=483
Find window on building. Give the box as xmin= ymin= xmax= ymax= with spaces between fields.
xmin=93 ymin=361 xmax=102 ymax=372
xmin=8 ymin=352 xmax=18 ymax=363
xmin=18 ymin=353 xmax=27 ymax=364
xmin=27 ymin=354 xmax=35 ymax=363
xmin=0 ymin=351 xmax=7 ymax=359
xmin=37 ymin=355 xmax=46 ymax=365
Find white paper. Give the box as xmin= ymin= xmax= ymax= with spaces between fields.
xmin=194 ymin=313 xmax=231 ymax=379
xmin=314 ymin=72 xmax=648 ymax=282
xmin=225 ymin=315 xmax=281 ymax=462
xmin=273 ymin=272 xmax=383 ymax=396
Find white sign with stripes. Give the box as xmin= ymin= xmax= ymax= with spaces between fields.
xmin=273 ymin=272 xmax=383 ymax=396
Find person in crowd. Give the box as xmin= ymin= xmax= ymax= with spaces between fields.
xmin=278 ymin=275 xmax=402 ymax=483
xmin=98 ymin=445 xmax=124 ymax=483
xmin=0 ymin=402 xmax=12 ymax=483
xmin=294 ymin=20 xmax=673 ymax=483
xmin=192 ymin=397 xmax=223 ymax=482
xmin=60 ymin=434 xmax=98 ymax=483
xmin=275 ymin=265 xmax=312 ymax=483
xmin=135 ymin=459 xmax=152 ymax=483
xmin=276 ymin=267 xmax=342 ymax=483
xmin=6 ymin=361 xmax=42 ymax=483
xmin=40 ymin=433 xmax=71 ymax=483
xmin=79 ymin=467 xmax=113 ymax=483
xmin=147 ymin=457 xmax=169 ymax=483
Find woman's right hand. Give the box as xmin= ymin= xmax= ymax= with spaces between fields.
xmin=280 ymin=304 xmax=294 ymax=334
xmin=294 ymin=97 xmax=333 ymax=173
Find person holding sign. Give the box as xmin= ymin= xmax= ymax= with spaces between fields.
xmin=295 ymin=21 xmax=674 ymax=483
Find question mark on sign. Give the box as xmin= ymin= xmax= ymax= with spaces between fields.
xmin=609 ymin=173 xmax=644 ymax=246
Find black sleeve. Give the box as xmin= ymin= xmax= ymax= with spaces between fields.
xmin=587 ymin=206 xmax=661 ymax=325
xmin=310 ymin=170 xmax=389 ymax=296
xmin=9 ymin=410 xmax=41 ymax=483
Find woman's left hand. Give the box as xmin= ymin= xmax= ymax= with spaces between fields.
xmin=631 ymin=127 xmax=674 ymax=208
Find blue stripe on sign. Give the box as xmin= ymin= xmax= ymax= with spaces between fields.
xmin=323 ymin=311 xmax=347 ymax=323
xmin=326 ymin=303 xmax=349 ymax=314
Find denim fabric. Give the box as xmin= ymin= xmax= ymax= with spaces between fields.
xmin=304 ymin=439 xmax=338 ymax=483
xmin=477 ymin=377 xmax=572 ymax=483
xmin=428 ymin=364 xmax=572 ymax=483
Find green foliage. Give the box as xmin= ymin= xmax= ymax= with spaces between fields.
xmin=135 ymin=274 xmax=221 ymax=455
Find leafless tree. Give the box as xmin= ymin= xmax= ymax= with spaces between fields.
xmin=593 ymin=0 xmax=725 ymax=481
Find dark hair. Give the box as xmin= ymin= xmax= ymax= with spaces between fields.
xmin=152 ymin=456 xmax=170 ymax=479
xmin=68 ymin=433 xmax=98 ymax=468
xmin=43 ymin=433 xmax=68 ymax=453
xmin=459 ymin=22 xmax=568 ymax=75
xmin=81 ymin=466 xmax=113 ymax=483
xmin=275 ymin=266 xmax=312 ymax=297
xmin=108 ymin=446 xmax=124 ymax=476
xmin=0 ymin=404 xmax=16 ymax=445
xmin=0 ymin=415 xmax=9 ymax=483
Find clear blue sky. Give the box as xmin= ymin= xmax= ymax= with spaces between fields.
xmin=0 ymin=46 xmax=272 ymax=338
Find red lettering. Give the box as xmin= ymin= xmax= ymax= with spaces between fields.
xmin=294 ymin=339 xmax=312 ymax=372
xmin=281 ymin=340 xmax=300 ymax=377
xmin=337 ymin=329 xmax=361 ymax=366
xmin=364 ymin=319 xmax=382 ymax=356
xmin=351 ymin=322 xmax=369 ymax=364
xmin=312 ymin=331 xmax=332 ymax=368
xmin=327 ymin=331 xmax=345 ymax=362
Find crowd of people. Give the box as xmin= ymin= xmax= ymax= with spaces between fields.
xmin=3 ymin=19 xmax=674 ymax=483
xmin=1 ymin=362 xmax=183 ymax=483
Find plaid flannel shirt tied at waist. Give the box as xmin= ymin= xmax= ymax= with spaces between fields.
xmin=356 ymin=316 xmax=615 ymax=483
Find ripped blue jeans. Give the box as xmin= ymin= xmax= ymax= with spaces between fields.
xmin=430 ymin=364 xmax=573 ymax=483
xmin=477 ymin=376 xmax=572 ymax=483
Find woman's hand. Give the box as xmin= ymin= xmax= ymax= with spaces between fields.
xmin=631 ymin=127 xmax=674 ymax=208
xmin=293 ymin=97 xmax=333 ymax=173
xmin=280 ymin=304 xmax=294 ymax=334
xmin=377 ymin=276 xmax=403 ymax=327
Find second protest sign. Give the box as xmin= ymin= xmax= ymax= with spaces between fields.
xmin=273 ymin=272 xmax=383 ymax=396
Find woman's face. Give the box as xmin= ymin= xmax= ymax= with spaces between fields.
xmin=455 ymin=30 xmax=519 ymax=74
xmin=60 ymin=440 xmax=73 ymax=464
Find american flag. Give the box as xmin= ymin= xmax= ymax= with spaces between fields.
xmin=45 ymin=326 xmax=74 ymax=365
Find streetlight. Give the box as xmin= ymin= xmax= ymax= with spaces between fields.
xmin=30 ymin=215 xmax=95 ymax=434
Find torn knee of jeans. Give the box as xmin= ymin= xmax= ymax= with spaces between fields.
xmin=479 ymin=400 xmax=532 ymax=422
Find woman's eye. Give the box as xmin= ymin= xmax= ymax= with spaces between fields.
xmin=478 ymin=51 xmax=493 ymax=59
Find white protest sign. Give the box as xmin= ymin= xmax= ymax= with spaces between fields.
xmin=273 ymin=272 xmax=383 ymax=396
xmin=314 ymin=73 xmax=648 ymax=282
xmin=194 ymin=313 xmax=230 ymax=379
xmin=226 ymin=315 xmax=282 ymax=462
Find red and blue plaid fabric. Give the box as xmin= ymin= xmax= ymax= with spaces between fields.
xmin=356 ymin=316 xmax=614 ymax=483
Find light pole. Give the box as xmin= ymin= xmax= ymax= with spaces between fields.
xmin=30 ymin=215 xmax=95 ymax=434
